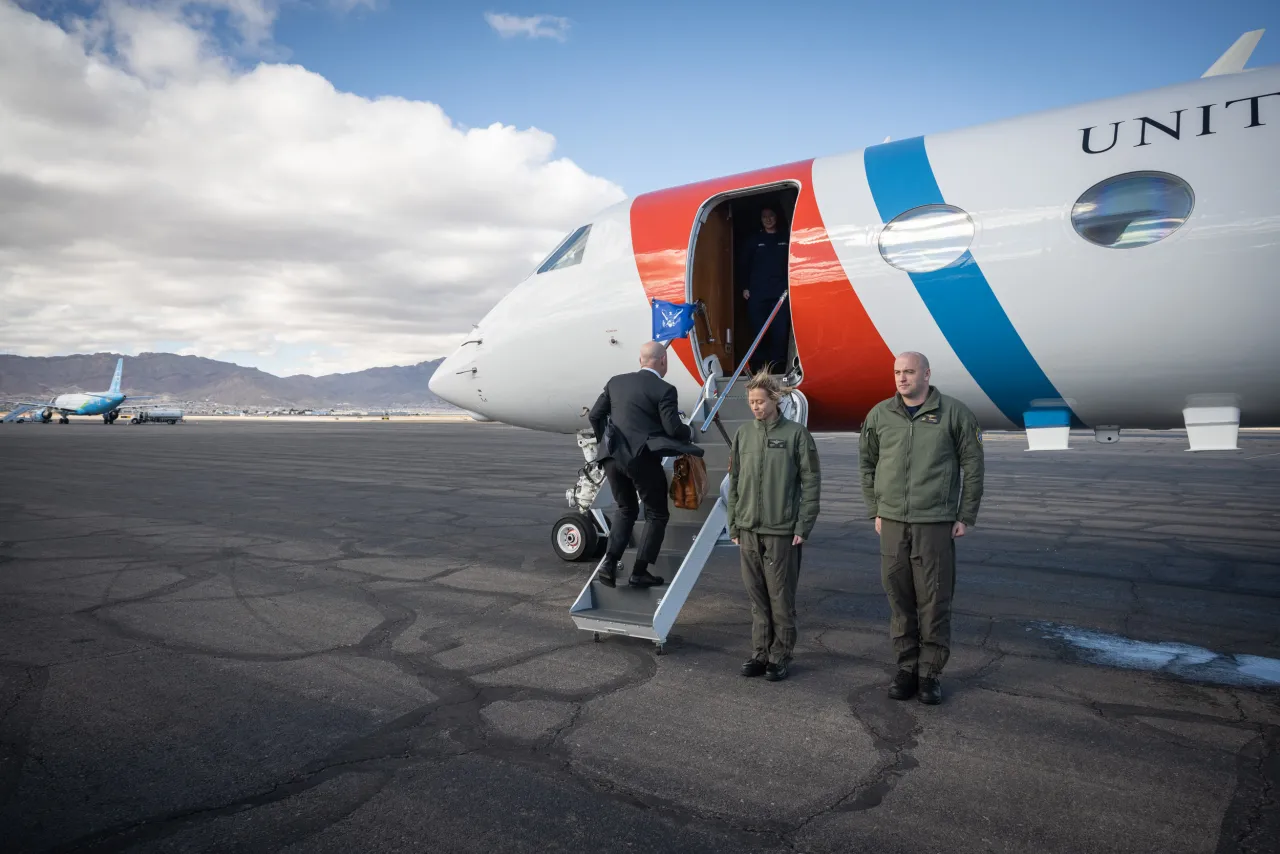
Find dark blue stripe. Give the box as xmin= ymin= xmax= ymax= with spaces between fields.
xmin=863 ymin=136 xmax=1084 ymax=429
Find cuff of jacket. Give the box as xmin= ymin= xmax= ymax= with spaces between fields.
xmin=959 ymin=515 xmax=977 ymax=527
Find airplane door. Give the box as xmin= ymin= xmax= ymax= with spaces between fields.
xmin=689 ymin=203 xmax=735 ymax=375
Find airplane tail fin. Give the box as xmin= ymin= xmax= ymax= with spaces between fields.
xmin=1202 ymin=29 xmax=1264 ymax=77
xmin=109 ymin=357 xmax=123 ymax=394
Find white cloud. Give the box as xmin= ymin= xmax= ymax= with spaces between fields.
xmin=484 ymin=11 xmax=570 ymax=42
xmin=0 ymin=1 xmax=623 ymax=375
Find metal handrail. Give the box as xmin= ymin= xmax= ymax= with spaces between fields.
xmin=684 ymin=371 xmax=718 ymax=427
xmin=699 ymin=291 xmax=789 ymax=432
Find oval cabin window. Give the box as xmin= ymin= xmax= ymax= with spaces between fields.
xmin=878 ymin=205 xmax=975 ymax=273
xmin=1071 ymin=172 xmax=1193 ymax=248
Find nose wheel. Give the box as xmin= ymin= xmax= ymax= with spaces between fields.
xmin=551 ymin=512 xmax=603 ymax=562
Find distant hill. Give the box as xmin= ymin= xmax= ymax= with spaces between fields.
xmin=0 ymin=352 xmax=454 ymax=409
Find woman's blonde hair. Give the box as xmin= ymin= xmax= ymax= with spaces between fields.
xmin=744 ymin=365 xmax=793 ymax=402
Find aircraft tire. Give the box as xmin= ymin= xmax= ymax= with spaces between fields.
xmin=551 ymin=513 xmax=598 ymax=562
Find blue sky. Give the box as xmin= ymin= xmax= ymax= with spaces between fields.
xmin=4 ymin=0 xmax=1277 ymax=378
xmin=273 ymin=0 xmax=1280 ymax=196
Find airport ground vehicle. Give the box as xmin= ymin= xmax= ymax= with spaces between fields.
xmin=129 ymin=408 xmax=184 ymax=425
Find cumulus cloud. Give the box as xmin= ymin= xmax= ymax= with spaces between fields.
xmin=0 ymin=1 xmax=622 ymax=375
xmin=484 ymin=12 xmax=570 ymax=42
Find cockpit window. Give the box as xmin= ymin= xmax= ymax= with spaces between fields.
xmin=536 ymin=224 xmax=592 ymax=274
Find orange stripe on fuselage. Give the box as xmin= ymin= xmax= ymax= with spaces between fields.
xmin=630 ymin=160 xmax=894 ymax=431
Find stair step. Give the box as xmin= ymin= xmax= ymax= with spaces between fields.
xmin=576 ymin=608 xmax=652 ymax=627
xmin=587 ymin=581 xmax=664 ymax=619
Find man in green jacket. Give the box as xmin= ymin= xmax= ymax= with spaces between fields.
xmin=727 ymin=370 xmax=821 ymax=682
xmin=858 ymin=352 xmax=984 ymax=706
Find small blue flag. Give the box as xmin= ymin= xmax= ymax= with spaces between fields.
xmin=651 ymin=298 xmax=697 ymax=342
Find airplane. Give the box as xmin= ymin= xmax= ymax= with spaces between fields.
xmin=428 ymin=30 xmax=1279 ymax=538
xmin=3 ymin=357 xmax=153 ymax=425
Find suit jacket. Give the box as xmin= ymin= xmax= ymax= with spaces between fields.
xmin=588 ymin=369 xmax=703 ymax=469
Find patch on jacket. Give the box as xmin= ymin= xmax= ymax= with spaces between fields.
xmin=976 ymin=429 xmax=984 ymax=443
xmin=766 ymin=438 xmax=786 ymax=449
xmin=921 ymin=413 xmax=940 ymax=424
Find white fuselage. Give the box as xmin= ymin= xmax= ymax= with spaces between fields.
xmin=430 ymin=66 xmax=1280 ymax=434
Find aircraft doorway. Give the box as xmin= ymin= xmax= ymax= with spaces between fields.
xmin=688 ymin=184 xmax=800 ymax=381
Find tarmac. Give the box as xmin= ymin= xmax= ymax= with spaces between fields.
xmin=1 ymin=420 xmax=1278 ymax=854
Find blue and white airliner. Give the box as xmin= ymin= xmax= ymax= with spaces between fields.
xmin=3 ymin=358 xmax=152 ymax=425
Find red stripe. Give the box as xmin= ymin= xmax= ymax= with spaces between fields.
xmin=630 ymin=161 xmax=895 ymax=430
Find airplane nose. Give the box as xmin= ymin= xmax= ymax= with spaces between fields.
xmin=429 ymin=341 xmax=481 ymax=409
xmin=428 ymin=357 xmax=462 ymax=406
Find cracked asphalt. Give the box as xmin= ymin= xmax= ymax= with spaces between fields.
xmin=1 ymin=420 xmax=1278 ymax=853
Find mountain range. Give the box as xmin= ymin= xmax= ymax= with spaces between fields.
xmin=0 ymin=352 xmax=454 ymax=409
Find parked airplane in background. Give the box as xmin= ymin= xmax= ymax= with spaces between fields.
xmin=430 ymin=30 xmax=1277 ymax=459
xmin=2 ymin=358 xmax=152 ymax=424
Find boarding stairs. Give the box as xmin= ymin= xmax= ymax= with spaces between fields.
xmin=569 ymin=294 xmax=804 ymax=653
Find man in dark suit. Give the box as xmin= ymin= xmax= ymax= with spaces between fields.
xmin=588 ymin=341 xmax=703 ymax=588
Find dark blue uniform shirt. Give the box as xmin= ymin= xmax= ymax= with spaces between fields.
xmin=740 ymin=230 xmax=789 ymax=304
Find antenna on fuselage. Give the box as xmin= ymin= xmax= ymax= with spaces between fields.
xmin=1202 ymin=29 xmax=1264 ymax=77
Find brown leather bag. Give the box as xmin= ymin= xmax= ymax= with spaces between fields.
xmin=669 ymin=453 xmax=708 ymax=511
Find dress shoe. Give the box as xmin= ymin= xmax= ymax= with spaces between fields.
xmin=596 ymin=559 xmax=618 ymax=588
xmin=887 ymin=669 xmax=918 ymax=701
xmin=918 ymin=676 xmax=942 ymax=705
xmin=740 ymin=659 xmax=767 ymax=677
xmin=765 ymin=661 xmax=789 ymax=682
xmin=628 ymin=570 xmax=665 ymax=587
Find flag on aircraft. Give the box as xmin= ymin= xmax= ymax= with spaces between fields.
xmin=651 ymin=299 xmax=697 ymax=342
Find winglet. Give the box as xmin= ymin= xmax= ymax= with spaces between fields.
xmin=109 ymin=357 xmax=123 ymax=394
xmin=1202 ymin=29 xmax=1264 ymax=77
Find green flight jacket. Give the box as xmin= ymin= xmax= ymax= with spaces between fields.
xmin=727 ymin=414 xmax=821 ymax=541
xmin=858 ymin=387 xmax=985 ymax=526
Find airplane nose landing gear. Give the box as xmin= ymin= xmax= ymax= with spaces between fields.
xmin=552 ymin=430 xmax=610 ymax=562
xmin=551 ymin=512 xmax=600 ymax=562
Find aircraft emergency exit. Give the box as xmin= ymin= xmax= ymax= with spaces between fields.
xmin=3 ymin=358 xmax=152 ymax=424
xmin=430 ymin=31 xmax=1279 ymax=454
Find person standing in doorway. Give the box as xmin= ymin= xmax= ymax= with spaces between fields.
xmin=727 ymin=369 xmax=821 ymax=682
xmin=738 ymin=205 xmax=791 ymax=373
xmin=858 ymin=352 xmax=984 ymax=705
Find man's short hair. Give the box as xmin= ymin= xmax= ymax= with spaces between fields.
xmin=897 ymin=351 xmax=930 ymax=371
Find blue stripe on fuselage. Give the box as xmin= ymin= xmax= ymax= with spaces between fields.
xmin=863 ymin=136 xmax=1083 ymax=429
xmin=73 ymin=394 xmax=125 ymax=416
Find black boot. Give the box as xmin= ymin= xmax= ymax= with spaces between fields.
xmin=740 ymin=659 xmax=767 ymax=677
xmin=888 ymin=669 xmax=918 ymax=701
xmin=765 ymin=661 xmax=789 ymax=682
xmin=596 ymin=558 xmax=618 ymax=588
xmin=628 ymin=569 xmax=665 ymax=587
xmin=918 ymin=675 xmax=942 ymax=705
